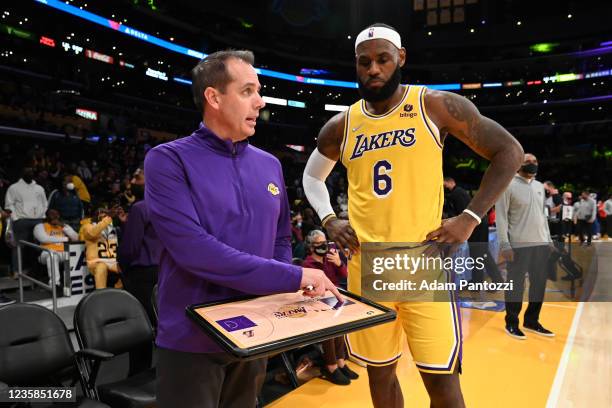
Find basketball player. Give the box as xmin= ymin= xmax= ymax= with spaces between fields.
xmin=303 ymin=24 xmax=524 ymax=407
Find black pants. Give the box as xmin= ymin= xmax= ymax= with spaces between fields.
xmin=11 ymin=218 xmax=44 ymax=273
xmin=504 ymin=246 xmax=550 ymax=327
xmin=157 ymin=347 xmax=266 ymax=408
xmin=322 ymin=336 xmax=347 ymax=366
xmin=606 ymin=215 xmax=612 ymax=238
xmin=123 ymin=265 xmax=158 ymax=325
xmin=576 ymin=220 xmax=593 ymax=244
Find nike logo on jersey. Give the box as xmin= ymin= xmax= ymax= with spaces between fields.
xmin=349 ymin=128 xmax=417 ymax=160
xmin=352 ymin=123 xmax=363 ymax=132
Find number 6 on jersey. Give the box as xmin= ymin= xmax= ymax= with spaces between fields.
xmin=373 ymin=160 xmax=392 ymax=197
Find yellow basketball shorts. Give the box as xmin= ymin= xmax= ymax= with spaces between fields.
xmin=346 ymin=250 xmax=462 ymax=374
xmin=345 ymin=299 xmax=462 ymax=374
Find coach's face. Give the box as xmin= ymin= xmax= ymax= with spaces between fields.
xmin=356 ymin=39 xmax=405 ymax=102
xmin=218 ymin=58 xmax=265 ymax=141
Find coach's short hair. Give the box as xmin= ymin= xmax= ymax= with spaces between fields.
xmin=191 ymin=50 xmax=255 ymax=113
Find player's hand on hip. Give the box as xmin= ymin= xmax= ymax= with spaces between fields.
xmin=425 ymin=213 xmax=478 ymax=244
xmin=325 ymin=218 xmax=360 ymax=254
xmin=300 ymin=267 xmax=344 ymax=302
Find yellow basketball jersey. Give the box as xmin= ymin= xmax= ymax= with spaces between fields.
xmin=340 ymin=85 xmax=444 ymax=243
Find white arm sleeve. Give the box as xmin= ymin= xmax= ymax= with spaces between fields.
xmin=303 ymin=148 xmax=337 ymax=222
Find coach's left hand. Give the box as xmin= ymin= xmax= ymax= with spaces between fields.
xmin=425 ymin=213 xmax=479 ymax=243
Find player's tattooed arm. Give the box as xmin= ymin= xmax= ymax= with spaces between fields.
xmin=425 ymin=90 xmax=524 ymax=218
xmin=316 ymin=112 xmax=346 ymax=161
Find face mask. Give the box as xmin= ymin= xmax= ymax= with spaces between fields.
xmin=66 ymin=182 xmax=75 ymax=190
xmin=313 ymin=243 xmax=328 ymax=256
xmin=296 ymin=222 xmax=302 ymax=228
xmin=521 ymin=163 xmax=538 ymax=174
xmin=545 ymin=190 xmax=551 ymax=197
xmin=357 ymin=64 xmax=402 ymax=103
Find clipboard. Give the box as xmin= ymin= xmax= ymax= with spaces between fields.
xmin=186 ymin=288 xmax=396 ymax=359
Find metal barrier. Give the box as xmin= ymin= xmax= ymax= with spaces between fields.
xmin=17 ymin=240 xmax=66 ymax=314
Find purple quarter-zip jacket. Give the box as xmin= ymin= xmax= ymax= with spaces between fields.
xmin=145 ymin=123 xmax=303 ymax=353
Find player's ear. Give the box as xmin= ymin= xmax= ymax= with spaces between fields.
xmin=204 ymin=87 xmax=220 ymax=110
xmin=398 ymin=47 xmax=406 ymax=68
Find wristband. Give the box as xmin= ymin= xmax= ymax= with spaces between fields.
xmin=462 ymin=209 xmax=481 ymax=224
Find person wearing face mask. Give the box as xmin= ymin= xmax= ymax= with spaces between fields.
xmin=33 ymin=209 xmax=79 ymax=287
xmin=573 ymin=190 xmax=597 ymax=246
xmin=80 ymin=206 xmax=121 ymax=289
xmin=496 ymin=153 xmax=554 ymax=340
xmin=301 ymin=230 xmax=355 ymax=385
xmin=48 ymin=175 xmax=84 ymax=232
xmin=290 ymin=211 xmax=306 ymax=260
xmin=4 ymin=167 xmax=48 ymax=275
xmin=117 ymin=167 xmax=161 ymax=323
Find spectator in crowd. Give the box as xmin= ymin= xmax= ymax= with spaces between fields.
xmin=290 ymin=211 xmax=306 ymax=260
xmin=443 ymin=177 xmax=503 ymax=285
xmin=496 ymin=153 xmax=554 ymax=339
xmin=596 ymin=198 xmax=606 ymax=240
xmin=443 ymin=177 xmax=471 ymax=218
xmin=4 ymin=167 xmax=48 ymax=274
xmin=543 ymin=181 xmax=563 ymax=240
xmin=33 ymin=209 xmax=79 ymax=287
xmin=76 ymin=160 xmax=92 ymax=182
xmin=117 ymin=167 xmax=160 ymax=323
xmin=81 ymin=206 xmax=121 ymax=289
xmin=48 ymin=175 xmax=83 ymax=231
xmin=0 ymin=206 xmax=16 ymax=306
xmin=302 ymin=229 xmax=355 ymax=385
xmin=604 ymin=195 xmax=612 ymax=239
xmin=574 ymin=190 xmax=597 ymax=246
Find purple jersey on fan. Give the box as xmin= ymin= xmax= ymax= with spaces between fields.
xmin=145 ymin=123 xmax=302 ymax=353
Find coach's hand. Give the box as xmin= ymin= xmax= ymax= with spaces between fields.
xmin=425 ymin=213 xmax=479 ymax=243
xmin=325 ymin=218 xmax=360 ymax=255
xmin=300 ymin=267 xmax=344 ymax=302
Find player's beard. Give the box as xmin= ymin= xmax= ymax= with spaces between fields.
xmin=357 ymin=64 xmax=402 ymax=103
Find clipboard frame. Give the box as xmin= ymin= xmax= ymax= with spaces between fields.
xmin=186 ymin=288 xmax=396 ymax=360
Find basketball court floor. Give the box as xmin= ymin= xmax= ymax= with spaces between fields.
xmin=270 ymin=243 xmax=612 ymax=408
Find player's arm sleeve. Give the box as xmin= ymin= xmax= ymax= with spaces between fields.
xmin=144 ymin=148 xmax=302 ymax=295
xmin=495 ymin=188 xmax=511 ymax=250
xmin=273 ymin=165 xmax=294 ymax=265
xmin=302 ymin=148 xmax=337 ymax=222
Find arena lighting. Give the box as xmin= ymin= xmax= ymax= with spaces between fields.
xmin=262 ymin=96 xmax=287 ymax=106
xmin=482 ymin=83 xmax=503 ymax=88
xmin=530 ymin=43 xmax=559 ymax=53
xmin=173 ymin=77 xmax=191 ymax=85
xmin=462 ymin=83 xmax=481 ymax=90
xmin=286 ymin=145 xmax=305 ymax=152
xmin=118 ymin=60 xmax=135 ymax=68
xmin=35 ymin=0 xmax=460 ymax=90
xmin=39 ymin=35 xmax=55 ymax=47
xmin=585 ymin=69 xmax=611 ymax=78
xmin=325 ymin=104 xmax=349 ymax=112
xmin=61 ymin=41 xmax=83 ymax=55
xmin=543 ymin=73 xmax=583 ymax=83
xmin=75 ymin=108 xmax=98 ymax=120
xmin=601 ymin=41 xmax=612 ymax=47
xmin=145 ymin=67 xmax=168 ymax=81
xmin=287 ymin=100 xmax=306 ymax=108
xmin=85 ymin=49 xmax=113 ymax=64
xmin=0 ymin=23 xmax=35 ymax=40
